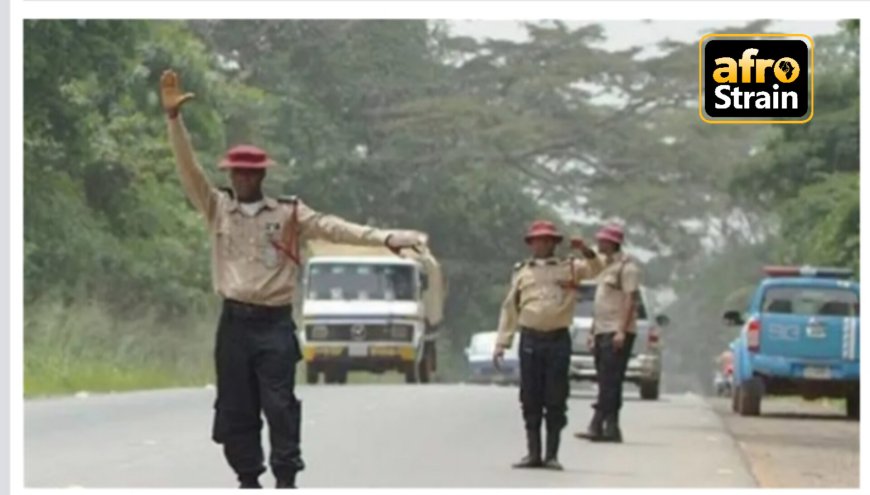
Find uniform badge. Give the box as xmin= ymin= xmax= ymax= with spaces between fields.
xmin=262 ymin=222 xmax=282 ymax=268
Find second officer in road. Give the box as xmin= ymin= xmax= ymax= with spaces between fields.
xmin=493 ymin=220 xmax=603 ymax=470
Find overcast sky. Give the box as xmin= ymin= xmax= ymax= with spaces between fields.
xmin=448 ymin=20 xmax=843 ymax=54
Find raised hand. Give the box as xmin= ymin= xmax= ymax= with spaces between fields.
xmin=160 ymin=69 xmax=195 ymax=118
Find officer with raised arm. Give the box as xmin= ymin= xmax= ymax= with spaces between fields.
xmin=160 ymin=69 xmax=421 ymax=489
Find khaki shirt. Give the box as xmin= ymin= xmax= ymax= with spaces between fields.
xmin=168 ymin=118 xmax=391 ymax=306
xmin=496 ymin=255 xmax=604 ymax=347
xmin=592 ymin=252 xmax=642 ymax=335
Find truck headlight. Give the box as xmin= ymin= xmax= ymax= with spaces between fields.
xmin=390 ymin=325 xmax=412 ymax=341
xmin=311 ymin=325 xmax=329 ymax=340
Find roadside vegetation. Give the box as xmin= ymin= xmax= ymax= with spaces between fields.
xmin=24 ymin=20 xmax=858 ymax=396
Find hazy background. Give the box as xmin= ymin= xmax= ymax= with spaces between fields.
xmin=23 ymin=19 xmax=859 ymax=396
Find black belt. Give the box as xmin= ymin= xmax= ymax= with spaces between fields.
xmin=223 ymin=299 xmax=293 ymax=318
xmin=520 ymin=327 xmax=569 ymax=340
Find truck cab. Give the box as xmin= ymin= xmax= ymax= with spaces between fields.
xmin=299 ymin=239 xmax=444 ymax=384
xmin=724 ymin=266 xmax=860 ymax=418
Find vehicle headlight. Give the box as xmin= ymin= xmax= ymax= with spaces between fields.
xmin=390 ymin=324 xmax=412 ymax=340
xmin=311 ymin=325 xmax=329 ymax=340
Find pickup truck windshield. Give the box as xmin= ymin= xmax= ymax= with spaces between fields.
xmin=307 ymin=263 xmax=416 ymax=301
xmin=573 ymin=284 xmax=648 ymax=319
xmin=762 ymin=286 xmax=859 ymax=317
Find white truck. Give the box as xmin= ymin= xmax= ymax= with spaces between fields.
xmin=299 ymin=234 xmax=445 ymax=384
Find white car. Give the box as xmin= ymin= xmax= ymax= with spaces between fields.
xmin=465 ymin=331 xmax=520 ymax=385
xmin=568 ymin=281 xmax=669 ymax=400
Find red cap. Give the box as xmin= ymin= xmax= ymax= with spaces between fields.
xmin=219 ymin=145 xmax=274 ymax=170
xmin=524 ymin=220 xmax=563 ymax=243
xmin=595 ymin=224 xmax=624 ymax=245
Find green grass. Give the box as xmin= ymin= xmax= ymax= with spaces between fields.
xmin=24 ymin=297 xmax=215 ymax=398
xmin=24 ymin=297 xmax=464 ymax=397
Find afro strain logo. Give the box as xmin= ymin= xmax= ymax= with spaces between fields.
xmin=699 ymin=34 xmax=813 ymax=124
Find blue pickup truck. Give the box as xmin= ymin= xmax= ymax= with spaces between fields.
xmin=723 ymin=266 xmax=859 ymax=418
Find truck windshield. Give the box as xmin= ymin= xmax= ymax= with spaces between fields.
xmin=307 ymin=263 xmax=416 ymax=301
xmin=762 ymin=286 xmax=859 ymax=316
xmin=574 ymin=284 xmax=648 ymax=319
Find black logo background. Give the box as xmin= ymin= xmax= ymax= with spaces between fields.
xmin=703 ymin=38 xmax=809 ymax=119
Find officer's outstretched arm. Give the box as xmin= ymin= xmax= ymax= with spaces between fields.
xmin=160 ymin=70 xmax=219 ymax=224
xmin=573 ymin=254 xmax=605 ymax=283
xmin=166 ymin=117 xmax=220 ymax=223
xmin=295 ymin=201 xmax=391 ymax=246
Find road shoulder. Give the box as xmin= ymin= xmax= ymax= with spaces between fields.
xmin=709 ymin=397 xmax=859 ymax=488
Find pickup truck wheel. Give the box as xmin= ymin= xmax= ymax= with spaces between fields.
xmin=846 ymin=391 xmax=860 ymax=419
xmin=737 ymin=377 xmax=763 ymax=416
xmin=639 ymin=380 xmax=660 ymax=400
xmin=306 ymin=366 xmax=319 ymax=385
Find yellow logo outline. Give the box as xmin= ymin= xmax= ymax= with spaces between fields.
xmin=699 ymin=33 xmax=814 ymax=125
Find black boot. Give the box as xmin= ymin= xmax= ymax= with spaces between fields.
xmin=512 ymin=429 xmax=543 ymax=468
xmin=542 ymin=429 xmax=563 ymax=471
xmin=574 ymin=409 xmax=605 ymax=441
xmin=275 ymin=472 xmax=297 ymax=489
xmin=592 ymin=412 xmax=622 ymax=443
xmin=238 ymin=475 xmax=262 ymax=489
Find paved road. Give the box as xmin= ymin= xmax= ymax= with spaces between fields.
xmin=25 ymin=385 xmax=756 ymax=488
xmin=711 ymin=397 xmax=859 ymax=488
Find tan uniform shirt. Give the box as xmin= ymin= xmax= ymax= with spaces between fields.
xmin=496 ymin=255 xmax=604 ymax=347
xmin=168 ymin=118 xmax=392 ymax=307
xmin=592 ymin=252 xmax=642 ymax=335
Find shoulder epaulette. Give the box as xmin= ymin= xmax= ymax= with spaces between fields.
xmin=513 ymin=261 xmax=527 ymax=271
xmin=218 ymin=187 xmax=234 ymax=199
xmin=278 ymin=195 xmax=299 ymax=205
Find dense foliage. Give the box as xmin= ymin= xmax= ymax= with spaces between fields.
xmin=24 ymin=20 xmax=858 ymax=394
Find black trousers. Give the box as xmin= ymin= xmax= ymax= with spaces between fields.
xmin=593 ymin=332 xmax=637 ymax=418
xmin=518 ymin=328 xmax=572 ymax=434
xmin=212 ymin=299 xmax=304 ymax=482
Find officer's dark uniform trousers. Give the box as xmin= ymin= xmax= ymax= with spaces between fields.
xmin=212 ymin=299 xmax=305 ymax=484
xmin=519 ymin=327 xmax=572 ymax=451
xmin=594 ymin=332 xmax=637 ymax=422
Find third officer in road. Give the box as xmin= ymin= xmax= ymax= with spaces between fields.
xmin=575 ymin=224 xmax=641 ymax=443
xmin=493 ymin=220 xmax=603 ymax=470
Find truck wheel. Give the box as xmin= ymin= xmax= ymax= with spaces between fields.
xmin=325 ymin=368 xmax=348 ymax=385
xmin=731 ymin=385 xmax=740 ymax=412
xmin=417 ymin=351 xmax=433 ymax=384
xmin=846 ymin=390 xmax=860 ymax=419
xmin=306 ymin=366 xmax=319 ymax=385
xmin=639 ymin=380 xmax=660 ymax=400
xmin=737 ymin=377 xmax=763 ymax=416
xmin=404 ymin=367 xmax=417 ymax=384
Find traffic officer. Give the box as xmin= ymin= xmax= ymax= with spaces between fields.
xmin=160 ymin=70 xmax=421 ymax=489
xmin=575 ymin=224 xmax=641 ymax=443
xmin=493 ymin=220 xmax=603 ymax=470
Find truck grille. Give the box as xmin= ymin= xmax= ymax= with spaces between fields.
xmin=305 ymin=324 xmax=414 ymax=342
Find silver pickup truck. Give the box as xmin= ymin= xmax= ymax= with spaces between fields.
xmin=568 ymin=281 xmax=669 ymax=400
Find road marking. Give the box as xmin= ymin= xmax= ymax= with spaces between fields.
xmin=74 ymin=392 xmax=89 ymax=399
